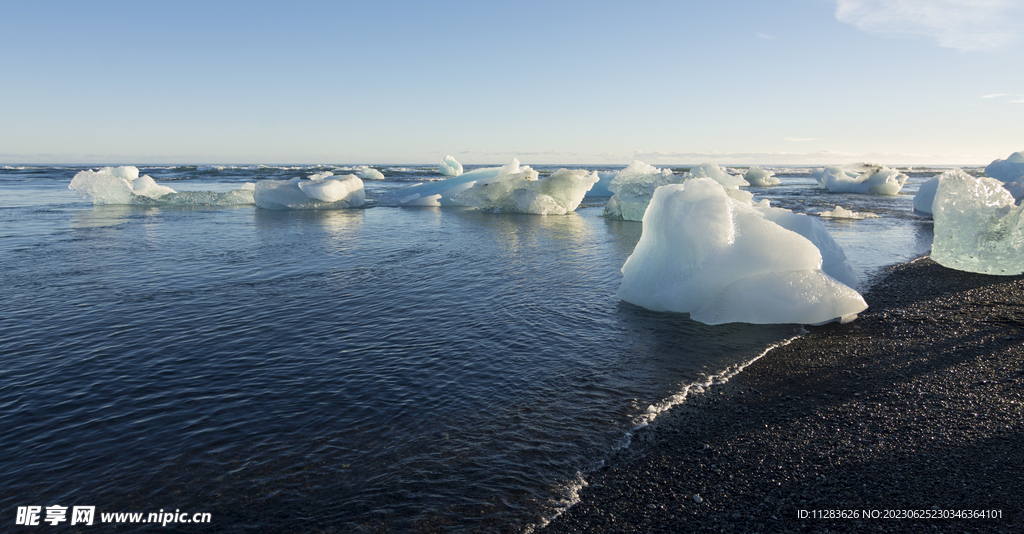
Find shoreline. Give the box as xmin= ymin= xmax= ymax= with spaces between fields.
xmin=542 ymin=257 xmax=1023 ymax=533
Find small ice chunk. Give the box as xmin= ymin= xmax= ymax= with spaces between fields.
xmin=255 ymin=175 xmax=365 ymax=210
xmin=812 ymin=164 xmax=907 ymax=195
xmin=744 ymin=166 xmax=781 ymax=186
xmin=931 ymin=169 xmax=1024 ymax=275
xmin=617 ymin=179 xmax=867 ymax=325
xmin=819 ymin=205 xmax=880 ymax=220
xmin=687 ymin=162 xmax=749 ymax=188
xmin=985 ymin=151 xmax=1024 ymax=183
xmin=453 ymin=160 xmax=598 ymax=215
xmin=439 ymin=155 xmax=464 ymax=177
xmin=358 ymin=167 xmax=385 ymax=181
xmin=913 ymin=177 xmax=940 ymax=215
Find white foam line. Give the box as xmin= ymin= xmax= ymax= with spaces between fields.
xmin=529 ymin=331 xmax=806 ymax=532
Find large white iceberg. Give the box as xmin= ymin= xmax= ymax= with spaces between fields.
xmin=754 ymin=204 xmax=860 ymax=288
xmin=604 ymin=161 xmax=748 ymax=221
xmin=452 ymin=160 xmax=598 ymax=215
xmin=812 ymin=163 xmax=908 ymax=195
xmin=439 ymin=155 xmax=463 ymax=177
xmin=744 ymin=166 xmax=781 ymax=186
xmin=254 ymin=174 xmax=364 ymax=210
xmin=931 ymin=169 xmax=1024 ymax=275
xmin=985 ymin=151 xmax=1024 ymax=183
xmin=618 ymin=179 xmax=867 ymax=325
xmin=69 ymin=166 xmax=255 ymax=206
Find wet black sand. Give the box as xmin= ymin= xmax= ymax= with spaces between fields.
xmin=542 ymin=257 xmax=1023 ymax=533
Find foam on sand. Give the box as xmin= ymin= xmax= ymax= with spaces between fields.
xmin=812 ymin=163 xmax=908 ymax=195
xmin=439 ymin=155 xmax=464 ymax=177
xmin=69 ymin=166 xmax=255 ymax=206
xmin=617 ymin=179 xmax=867 ymax=325
xmin=254 ymin=175 xmax=364 ymax=210
xmin=453 ymin=160 xmax=598 ymax=215
xmin=931 ymin=169 xmax=1024 ymax=275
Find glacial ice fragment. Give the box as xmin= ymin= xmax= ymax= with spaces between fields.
xmin=604 ymin=161 xmax=748 ymax=221
xmin=985 ymin=151 xmax=1024 ymax=183
xmin=744 ymin=166 xmax=781 ymax=186
xmin=69 ymin=166 xmax=254 ymax=206
xmin=818 ymin=206 xmax=879 ymax=220
xmin=453 ymin=160 xmax=598 ymax=215
xmin=931 ymin=169 xmax=1024 ymax=275
xmin=617 ymin=179 xmax=867 ymax=325
xmin=913 ymin=177 xmax=940 ymax=215
xmin=255 ymin=175 xmax=365 ymax=210
xmin=812 ymin=164 xmax=907 ymax=195
xmin=359 ymin=167 xmax=385 ymax=181
xmin=439 ymin=155 xmax=464 ymax=177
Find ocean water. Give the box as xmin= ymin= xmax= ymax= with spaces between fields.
xmin=1 ymin=164 xmax=949 ymax=532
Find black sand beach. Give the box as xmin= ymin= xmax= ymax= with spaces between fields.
xmin=543 ymin=257 xmax=1023 ymax=533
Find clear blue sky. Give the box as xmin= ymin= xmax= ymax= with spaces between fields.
xmin=2 ymin=0 xmax=1021 ymax=165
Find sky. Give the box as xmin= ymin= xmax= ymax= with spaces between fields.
xmin=1 ymin=0 xmax=1022 ymax=166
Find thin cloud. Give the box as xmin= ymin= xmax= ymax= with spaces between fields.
xmin=983 ymin=93 xmax=1011 ymax=98
xmin=756 ymin=33 xmax=774 ymax=40
xmin=1010 ymin=98 xmax=1024 ymax=104
xmin=834 ymin=0 xmax=1024 ymax=51
xmin=785 ymin=137 xmax=818 ymax=142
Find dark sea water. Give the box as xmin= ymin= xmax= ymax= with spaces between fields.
xmin=0 ymin=164 xmax=942 ymax=532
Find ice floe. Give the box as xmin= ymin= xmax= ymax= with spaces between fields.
xmin=69 ymin=166 xmax=255 ymax=206
xmin=744 ymin=166 xmax=781 ymax=186
xmin=254 ymin=175 xmax=364 ymax=210
xmin=453 ymin=160 xmax=599 ymax=215
xmin=439 ymin=155 xmax=463 ymax=177
xmin=930 ymin=169 xmax=1024 ymax=275
xmin=358 ymin=167 xmax=385 ymax=181
xmin=617 ymin=178 xmax=867 ymax=325
xmin=812 ymin=163 xmax=908 ymax=195
xmin=819 ymin=205 xmax=880 ymax=220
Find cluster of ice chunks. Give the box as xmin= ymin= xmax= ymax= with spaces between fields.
xmin=254 ymin=171 xmax=365 ymax=210
xmin=603 ymin=161 xmax=750 ymax=221
xmin=930 ymin=169 xmax=1024 ymax=275
xmin=452 ymin=160 xmax=599 ymax=215
xmin=69 ymin=166 xmax=255 ymax=206
xmin=439 ymin=155 xmax=464 ymax=177
xmin=617 ymin=178 xmax=867 ymax=325
xmin=379 ymin=159 xmax=597 ymax=214
xmin=812 ymin=163 xmax=907 ymax=195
